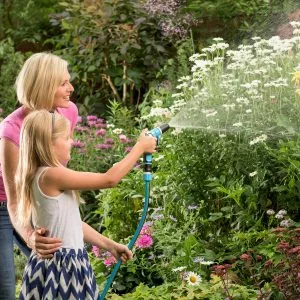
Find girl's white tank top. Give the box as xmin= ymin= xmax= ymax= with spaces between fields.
xmin=31 ymin=167 xmax=84 ymax=250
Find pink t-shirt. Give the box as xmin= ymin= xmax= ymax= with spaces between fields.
xmin=0 ymin=101 xmax=78 ymax=201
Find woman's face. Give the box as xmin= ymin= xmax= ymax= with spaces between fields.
xmin=53 ymin=71 xmax=74 ymax=109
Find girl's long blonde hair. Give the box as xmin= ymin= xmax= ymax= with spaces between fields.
xmin=15 ymin=110 xmax=70 ymax=227
xmin=15 ymin=53 xmax=68 ymax=110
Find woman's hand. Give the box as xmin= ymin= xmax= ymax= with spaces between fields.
xmin=27 ymin=227 xmax=62 ymax=259
xmin=110 ymin=243 xmax=133 ymax=263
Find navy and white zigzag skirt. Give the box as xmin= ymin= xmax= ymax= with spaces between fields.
xmin=19 ymin=248 xmax=99 ymax=300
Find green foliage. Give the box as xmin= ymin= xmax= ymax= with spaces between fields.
xmin=107 ymin=281 xmax=259 ymax=299
xmin=50 ymin=0 xmax=172 ymax=114
xmin=0 ymin=39 xmax=25 ymax=115
xmin=0 ymin=0 xmax=61 ymax=47
xmin=185 ymin=0 xmax=300 ymax=42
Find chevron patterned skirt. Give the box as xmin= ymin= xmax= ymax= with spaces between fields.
xmin=19 ymin=248 xmax=99 ymax=300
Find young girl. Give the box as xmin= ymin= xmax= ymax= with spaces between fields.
xmin=16 ymin=110 xmax=157 ymax=299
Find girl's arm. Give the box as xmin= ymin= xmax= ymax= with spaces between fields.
xmin=43 ymin=133 xmax=156 ymax=192
xmin=0 ymin=139 xmax=62 ymax=258
xmin=82 ymin=222 xmax=132 ymax=262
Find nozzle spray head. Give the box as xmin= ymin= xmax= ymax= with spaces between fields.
xmin=149 ymin=123 xmax=170 ymax=139
xmin=144 ymin=123 xmax=170 ymax=178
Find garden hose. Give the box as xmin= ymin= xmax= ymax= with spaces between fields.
xmin=99 ymin=124 xmax=170 ymax=300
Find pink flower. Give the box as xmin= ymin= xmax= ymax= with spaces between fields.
xmin=87 ymin=115 xmax=98 ymax=121
xmin=72 ymin=140 xmax=85 ymax=148
xmin=140 ymin=225 xmax=153 ymax=236
xmin=88 ymin=120 xmax=97 ymax=127
xmin=136 ymin=234 xmax=153 ymax=249
xmin=77 ymin=116 xmax=82 ymax=123
xmin=96 ymin=129 xmax=106 ymax=136
xmin=104 ymin=138 xmax=114 ymax=144
xmin=125 ymin=147 xmax=133 ymax=153
xmin=104 ymin=255 xmax=117 ymax=267
xmin=119 ymin=134 xmax=127 ymax=142
xmin=95 ymin=143 xmax=113 ymax=149
xmin=92 ymin=245 xmax=100 ymax=258
xmin=240 ymin=253 xmax=251 ymax=261
xmin=75 ymin=126 xmax=89 ymax=133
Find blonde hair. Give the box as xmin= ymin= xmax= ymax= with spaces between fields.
xmin=15 ymin=110 xmax=71 ymax=226
xmin=15 ymin=53 xmax=68 ymax=110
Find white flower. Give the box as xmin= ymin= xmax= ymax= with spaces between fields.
xmin=277 ymin=209 xmax=287 ymax=216
xmin=249 ymin=134 xmax=268 ymax=145
xmin=249 ymin=171 xmax=258 ymax=177
xmin=185 ymin=271 xmax=202 ymax=286
xmin=112 ymin=128 xmax=123 ymax=134
xmin=266 ymin=209 xmax=275 ymax=215
xmin=172 ymin=266 xmax=186 ymax=272
xmin=275 ymin=213 xmax=284 ymax=219
xmin=232 ymin=122 xmax=243 ymax=127
xmin=280 ymin=219 xmax=293 ymax=228
xmin=200 ymin=260 xmax=215 ymax=266
xmin=154 ymin=155 xmax=165 ymax=161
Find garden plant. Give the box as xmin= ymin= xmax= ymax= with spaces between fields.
xmin=0 ymin=1 xmax=299 ymax=299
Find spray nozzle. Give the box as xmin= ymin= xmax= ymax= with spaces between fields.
xmin=148 ymin=123 xmax=170 ymax=140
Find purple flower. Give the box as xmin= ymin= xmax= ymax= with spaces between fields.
xmin=75 ymin=126 xmax=89 ymax=133
xmin=152 ymin=214 xmax=164 ymax=220
xmin=125 ymin=147 xmax=133 ymax=153
xmin=72 ymin=141 xmax=85 ymax=148
xmin=95 ymin=144 xmax=113 ymax=149
xmin=95 ymin=123 xmax=106 ymax=128
xmin=96 ymin=129 xmax=106 ymax=136
xmin=104 ymin=138 xmax=114 ymax=144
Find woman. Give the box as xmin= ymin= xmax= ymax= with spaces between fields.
xmin=0 ymin=52 xmax=78 ymax=299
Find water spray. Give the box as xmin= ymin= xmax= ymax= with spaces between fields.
xmin=99 ymin=124 xmax=170 ymax=300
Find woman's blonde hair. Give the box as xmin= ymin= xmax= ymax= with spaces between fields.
xmin=15 ymin=53 xmax=68 ymax=110
xmin=15 ymin=110 xmax=71 ymax=226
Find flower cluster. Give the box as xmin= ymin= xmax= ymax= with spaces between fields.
xmin=91 ymin=246 xmax=117 ymax=268
xmin=141 ymin=0 xmax=197 ymax=40
xmin=72 ymin=115 xmax=134 ymax=154
xmin=136 ymin=223 xmax=154 ymax=249
xmin=267 ymin=209 xmax=295 ymax=228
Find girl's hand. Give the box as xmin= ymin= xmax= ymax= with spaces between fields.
xmin=137 ymin=130 xmax=157 ymax=153
xmin=110 ymin=243 xmax=133 ymax=263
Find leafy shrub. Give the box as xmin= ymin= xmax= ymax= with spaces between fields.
xmin=0 ymin=39 xmax=25 ymax=115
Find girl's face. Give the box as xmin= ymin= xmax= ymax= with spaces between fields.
xmin=53 ymin=71 xmax=74 ymax=109
xmin=52 ymin=131 xmax=73 ymax=165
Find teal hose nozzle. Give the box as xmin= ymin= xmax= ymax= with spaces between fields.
xmin=148 ymin=123 xmax=170 ymax=140
xmin=144 ymin=124 xmax=170 ymax=175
